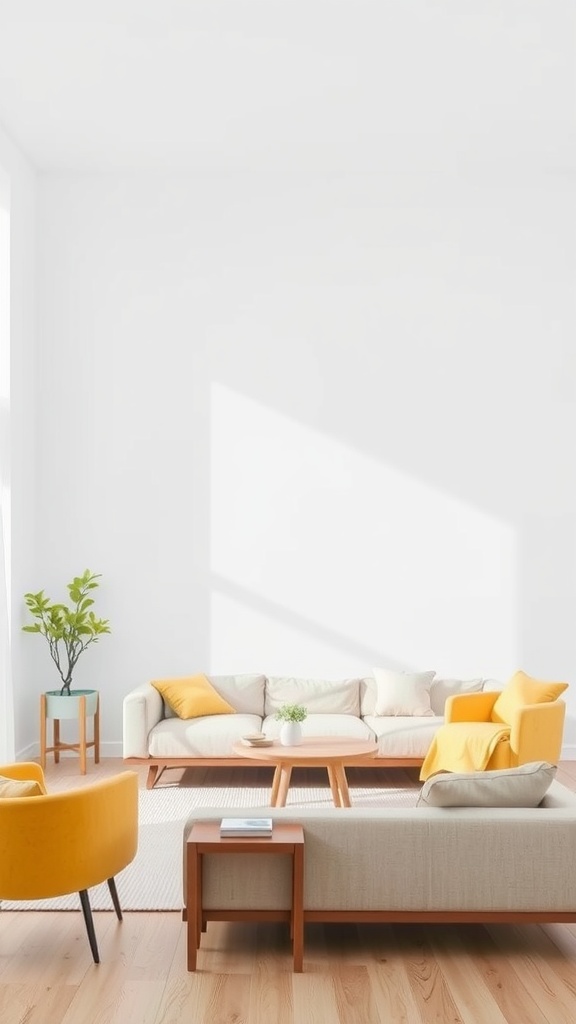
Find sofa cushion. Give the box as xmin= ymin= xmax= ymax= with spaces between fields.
xmin=265 ymin=677 xmax=361 ymax=717
xmin=491 ymin=670 xmax=568 ymax=726
xmin=372 ymin=668 xmax=436 ymax=717
xmin=417 ymin=761 xmax=557 ymax=808
xmin=148 ymin=713 xmax=264 ymax=757
xmin=262 ymin=712 xmax=374 ymax=741
xmin=363 ymin=716 xmax=441 ymax=758
xmin=207 ymin=674 xmax=266 ymax=717
xmin=151 ymin=675 xmax=235 ymax=719
xmin=0 ymin=775 xmax=44 ymax=798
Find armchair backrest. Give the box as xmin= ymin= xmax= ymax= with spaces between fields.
xmin=0 ymin=770 xmax=138 ymax=901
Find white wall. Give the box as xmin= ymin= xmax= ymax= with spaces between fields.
xmin=0 ymin=123 xmax=37 ymax=759
xmin=29 ymin=160 xmax=576 ymax=756
xmin=10 ymin=1 xmax=575 ymax=757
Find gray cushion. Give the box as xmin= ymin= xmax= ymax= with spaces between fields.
xmin=417 ymin=761 xmax=557 ymax=808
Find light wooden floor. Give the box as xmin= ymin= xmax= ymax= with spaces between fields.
xmin=2 ymin=758 xmax=576 ymax=1024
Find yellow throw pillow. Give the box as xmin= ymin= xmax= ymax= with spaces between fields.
xmin=151 ymin=674 xmax=235 ymax=719
xmin=491 ymin=670 xmax=568 ymax=725
xmin=0 ymin=775 xmax=44 ymax=798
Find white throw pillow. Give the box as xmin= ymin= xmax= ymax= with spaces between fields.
xmin=372 ymin=668 xmax=436 ymax=717
xmin=417 ymin=761 xmax=557 ymax=808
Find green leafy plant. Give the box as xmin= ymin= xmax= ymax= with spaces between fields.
xmin=275 ymin=703 xmax=308 ymax=723
xmin=22 ymin=569 xmax=111 ymax=696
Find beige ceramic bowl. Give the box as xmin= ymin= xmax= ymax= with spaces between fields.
xmin=242 ymin=734 xmax=273 ymax=747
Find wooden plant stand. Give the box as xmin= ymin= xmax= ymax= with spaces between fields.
xmin=40 ymin=692 xmax=100 ymax=774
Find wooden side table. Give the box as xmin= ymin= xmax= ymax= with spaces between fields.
xmin=40 ymin=691 xmax=100 ymax=774
xmin=185 ymin=821 xmax=304 ymax=972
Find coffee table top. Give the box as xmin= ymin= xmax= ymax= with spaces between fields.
xmin=233 ymin=736 xmax=378 ymax=765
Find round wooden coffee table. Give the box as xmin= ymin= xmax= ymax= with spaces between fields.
xmin=232 ymin=736 xmax=378 ymax=808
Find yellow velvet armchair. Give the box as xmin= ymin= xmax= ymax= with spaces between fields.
xmin=0 ymin=762 xmax=139 ymax=963
xmin=420 ymin=671 xmax=568 ymax=782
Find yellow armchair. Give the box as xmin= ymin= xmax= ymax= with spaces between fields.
xmin=0 ymin=763 xmax=139 ymax=963
xmin=445 ymin=690 xmax=500 ymax=722
xmin=420 ymin=672 xmax=567 ymax=782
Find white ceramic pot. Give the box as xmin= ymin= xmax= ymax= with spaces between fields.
xmin=280 ymin=721 xmax=303 ymax=746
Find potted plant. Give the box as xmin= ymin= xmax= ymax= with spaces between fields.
xmin=22 ymin=569 xmax=111 ymax=719
xmin=275 ymin=702 xmax=308 ymax=746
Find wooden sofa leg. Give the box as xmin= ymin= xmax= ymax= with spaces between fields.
xmin=147 ymin=764 xmax=169 ymax=789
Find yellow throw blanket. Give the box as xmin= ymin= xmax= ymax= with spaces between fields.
xmin=420 ymin=722 xmax=511 ymax=781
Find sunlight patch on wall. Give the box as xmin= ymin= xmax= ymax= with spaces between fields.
xmin=210 ymin=589 xmax=375 ymax=678
xmin=210 ymin=384 xmax=516 ymax=676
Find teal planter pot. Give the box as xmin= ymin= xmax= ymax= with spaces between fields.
xmin=44 ymin=689 xmax=99 ymax=720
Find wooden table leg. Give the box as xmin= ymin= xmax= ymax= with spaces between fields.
xmin=292 ymin=843 xmax=304 ymax=972
xmin=94 ymin=696 xmax=100 ymax=764
xmin=334 ymin=763 xmax=351 ymax=807
xmin=270 ymin=765 xmax=282 ymax=806
xmin=53 ymin=718 xmax=60 ymax=764
xmin=187 ymin=843 xmax=199 ymax=971
xmin=79 ymin=695 xmax=87 ymax=775
xmin=275 ymin=765 xmax=293 ymax=807
xmin=326 ymin=767 xmax=342 ymax=807
xmin=40 ymin=694 xmax=47 ymax=770
xmin=196 ymin=853 xmax=203 ymax=945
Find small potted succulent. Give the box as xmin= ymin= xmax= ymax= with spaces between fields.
xmin=22 ymin=569 xmax=111 ymax=718
xmin=275 ymin=702 xmax=308 ymax=746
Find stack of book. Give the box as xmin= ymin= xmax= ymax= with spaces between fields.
xmin=220 ymin=817 xmax=273 ymax=838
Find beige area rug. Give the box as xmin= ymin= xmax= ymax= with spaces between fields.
xmin=1 ymin=768 xmax=420 ymax=913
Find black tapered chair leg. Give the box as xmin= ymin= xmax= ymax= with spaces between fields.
xmin=79 ymin=889 xmax=100 ymax=964
xmin=107 ymin=876 xmax=123 ymax=920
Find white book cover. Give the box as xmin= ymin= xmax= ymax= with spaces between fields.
xmin=220 ymin=817 xmax=273 ymax=832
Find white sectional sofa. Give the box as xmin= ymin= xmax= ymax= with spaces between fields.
xmin=123 ymin=672 xmax=493 ymax=788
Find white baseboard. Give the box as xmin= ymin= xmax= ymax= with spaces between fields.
xmin=99 ymin=741 xmax=124 ymax=758
xmin=16 ymin=741 xmax=38 ymax=762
